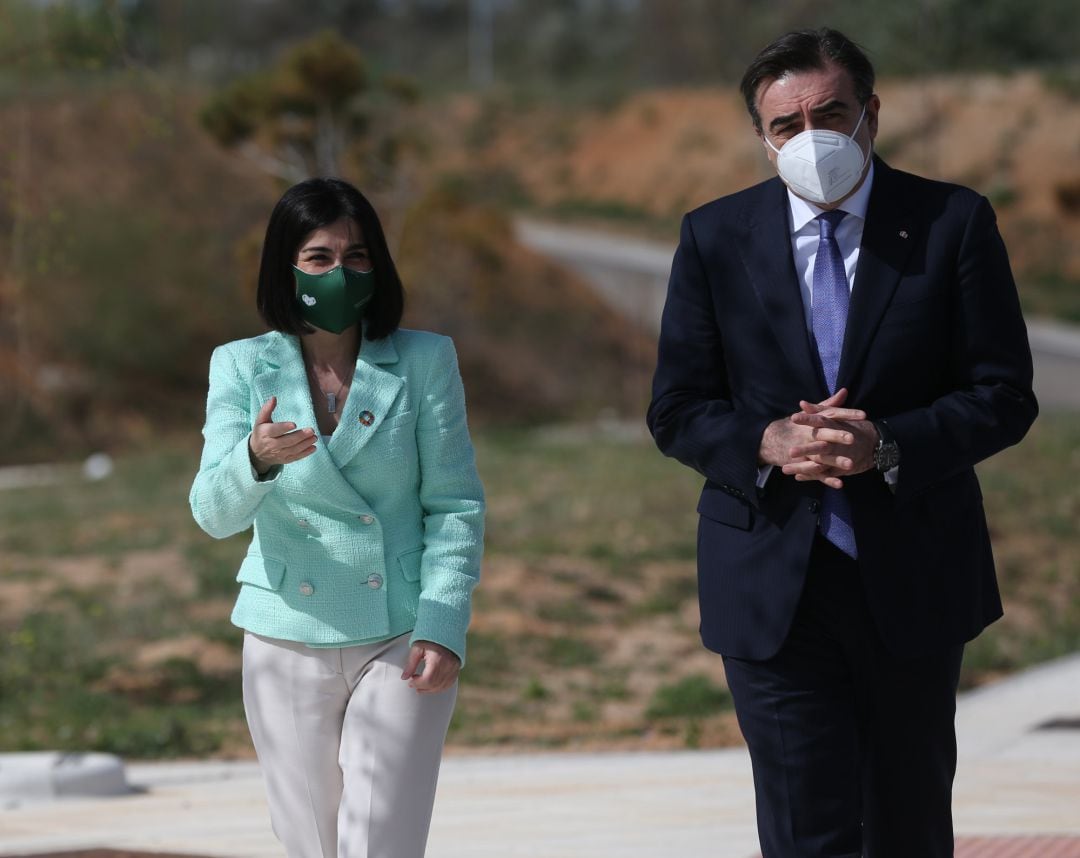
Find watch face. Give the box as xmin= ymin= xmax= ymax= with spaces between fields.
xmin=876 ymin=442 xmax=900 ymax=471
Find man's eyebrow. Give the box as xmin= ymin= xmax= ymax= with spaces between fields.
xmin=809 ymin=98 xmax=850 ymax=116
xmin=767 ymin=99 xmax=852 ymax=133
xmin=768 ymin=111 xmax=801 ymax=134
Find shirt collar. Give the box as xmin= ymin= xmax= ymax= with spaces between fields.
xmin=786 ymin=160 xmax=875 ymax=234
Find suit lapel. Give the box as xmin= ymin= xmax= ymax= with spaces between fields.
xmin=327 ymin=333 xmax=404 ymax=467
xmin=737 ymin=179 xmax=827 ymax=399
xmin=837 ymin=161 xmax=918 ymax=391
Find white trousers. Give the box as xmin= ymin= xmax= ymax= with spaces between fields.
xmin=242 ymin=631 xmax=457 ymax=858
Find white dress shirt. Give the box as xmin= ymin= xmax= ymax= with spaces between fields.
xmin=788 ymin=161 xmax=874 ymax=321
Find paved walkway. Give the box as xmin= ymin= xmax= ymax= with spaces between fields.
xmin=2 ymin=652 xmax=1079 ymax=857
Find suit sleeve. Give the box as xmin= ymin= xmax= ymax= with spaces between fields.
xmin=411 ymin=336 xmax=486 ymax=665
xmin=189 ymin=344 xmax=280 ymax=539
xmin=885 ymin=195 xmax=1038 ymax=499
xmin=646 ymin=213 xmax=774 ymax=503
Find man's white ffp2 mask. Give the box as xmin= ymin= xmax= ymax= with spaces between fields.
xmin=764 ymin=106 xmax=870 ymax=205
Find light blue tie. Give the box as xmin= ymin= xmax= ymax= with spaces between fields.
xmin=811 ymin=210 xmax=857 ymax=558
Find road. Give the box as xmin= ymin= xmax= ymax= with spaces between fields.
xmin=516 ymin=218 xmax=1080 ymax=410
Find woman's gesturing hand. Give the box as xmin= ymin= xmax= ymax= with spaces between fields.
xmin=248 ymin=396 xmax=317 ymax=474
xmin=402 ymin=640 xmax=461 ymax=694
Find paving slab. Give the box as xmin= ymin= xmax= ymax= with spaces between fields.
xmin=2 ymin=652 xmax=1078 ymax=858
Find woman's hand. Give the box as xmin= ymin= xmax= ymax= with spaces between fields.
xmin=248 ymin=396 xmax=317 ymax=474
xmin=402 ymin=640 xmax=461 ymax=694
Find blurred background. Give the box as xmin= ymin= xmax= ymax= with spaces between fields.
xmin=0 ymin=0 xmax=1077 ymax=759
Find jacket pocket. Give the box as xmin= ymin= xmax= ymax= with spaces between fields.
xmin=397 ymin=546 xmax=424 ymax=582
xmin=236 ymin=554 xmax=287 ymax=591
xmin=697 ymin=488 xmax=752 ymax=531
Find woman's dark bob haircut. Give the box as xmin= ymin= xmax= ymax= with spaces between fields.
xmin=257 ymin=177 xmax=404 ymax=340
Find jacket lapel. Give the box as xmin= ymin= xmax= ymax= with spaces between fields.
xmin=737 ymin=179 xmax=827 ymax=399
xmin=250 ymin=331 xmax=398 ymax=507
xmin=252 ymin=332 xmax=317 ymax=436
xmin=251 ymin=334 xmax=344 ymax=495
xmin=837 ymin=160 xmax=918 ymax=392
xmin=327 ymin=333 xmax=404 ymax=467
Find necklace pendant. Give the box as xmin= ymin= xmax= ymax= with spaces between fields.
xmin=326 ymin=393 xmax=337 ymax=413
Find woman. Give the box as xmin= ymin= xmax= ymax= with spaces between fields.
xmin=190 ymin=177 xmax=485 ymax=858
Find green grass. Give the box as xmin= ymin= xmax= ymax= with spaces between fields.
xmin=1019 ymin=271 xmax=1080 ymax=325
xmin=541 ymin=636 xmax=600 ymax=668
xmin=630 ymin=572 xmax=699 ymax=619
xmin=522 ymin=676 xmax=551 ymax=701
xmin=646 ymin=675 xmax=733 ymax=720
xmin=536 ymin=599 xmax=597 ymax=624
xmin=0 ymin=416 xmax=1076 ymax=754
xmin=962 ymin=411 xmax=1080 ymax=684
xmin=0 ymin=606 xmax=242 ymax=757
xmin=473 ymin=427 xmax=701 ymax=570
xmin=459 ymin=630 xmax=517 ymax=688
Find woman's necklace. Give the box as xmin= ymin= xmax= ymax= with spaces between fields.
xmin=306 ymin=363 xmax=354 ymax=414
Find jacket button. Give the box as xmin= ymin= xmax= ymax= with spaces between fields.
xmin=808 ymin=500 xmax=821 ymax=514
xmin=358 ymin=514 xmax=375 ymax=525
xmin=366 ymin=574 xmax=383 ymax=590
xmin=299 ymin=582 xmax=314 ymax=596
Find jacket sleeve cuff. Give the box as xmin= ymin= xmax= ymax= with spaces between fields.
xmin=410 ymin=577 xmax=475 ymax=667
xmin=231 ymin=432 xmax=281 ymax=489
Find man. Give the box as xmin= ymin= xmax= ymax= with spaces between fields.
xmin=646 ymin=28 xmax=1037 ymax=858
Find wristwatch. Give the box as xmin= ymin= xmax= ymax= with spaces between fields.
xmin=872 ymin=419 xmax=901 ymax=472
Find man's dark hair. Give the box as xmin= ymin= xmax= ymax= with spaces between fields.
xmin=739 ymin=28 xmax=875 ymax=131
xmin=257 ymin=177 xmax=404 ymax=340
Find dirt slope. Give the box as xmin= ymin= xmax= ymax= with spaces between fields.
xmin=447 ymin=72 xmax=1080 ymax=289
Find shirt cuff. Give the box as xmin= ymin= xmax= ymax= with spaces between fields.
xmin=756 ymin=464 xmax=773 ymax=489
xmin=884 ymin=465 xmax=899 ymax=491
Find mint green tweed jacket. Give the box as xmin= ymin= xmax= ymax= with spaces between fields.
xmin=189 ymin=328 xmax=485 ymax=663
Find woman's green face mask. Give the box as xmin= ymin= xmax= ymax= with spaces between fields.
xmin=293 ymin=265 xmax=375 ymax=334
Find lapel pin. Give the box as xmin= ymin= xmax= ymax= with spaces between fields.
xmin=899 ymin=230 xmax=909 ymax=239
xmin=359 ymin=410 xmax=375 ymax=426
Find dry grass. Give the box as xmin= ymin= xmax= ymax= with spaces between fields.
xmin=0 ymin=414 xmax=1076 ymax=758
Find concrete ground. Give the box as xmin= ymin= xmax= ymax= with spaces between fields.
xmin=2 ymin=652 xmax=1079 ymax=858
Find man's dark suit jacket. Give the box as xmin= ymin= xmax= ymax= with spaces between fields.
xmin=647 ymin=157 xmax=1038 ymax=662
